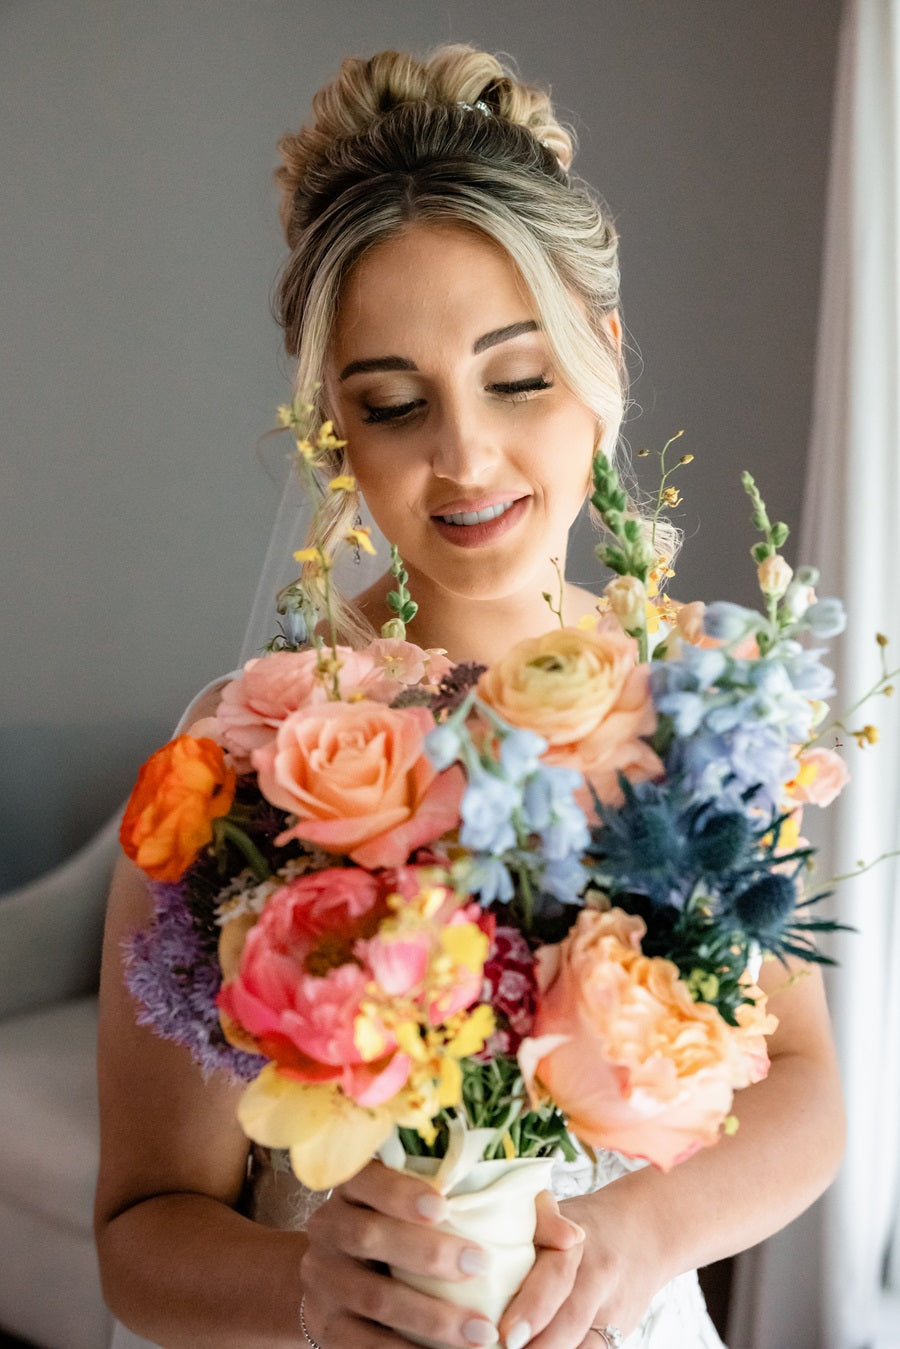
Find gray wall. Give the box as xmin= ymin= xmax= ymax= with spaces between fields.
xmin=1 ymin=0 xmax=841 ymax=887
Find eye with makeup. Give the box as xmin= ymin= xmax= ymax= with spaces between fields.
xmin=360 ymin=374 xmax=555 ymax=425
xmin=488 ymin=373 xmax=555 ymax=401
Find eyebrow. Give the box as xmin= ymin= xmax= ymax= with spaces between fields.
xmin=338 ymin=320 xmax=541 ymax=381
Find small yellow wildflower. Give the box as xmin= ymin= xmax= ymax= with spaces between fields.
xmin=316 ymin=420 xmax=347 ymax=452
xmin=662 ymin=486 xmax=681 ymax=508
xmin=345 ymin=526 xmax=376 ymax=556
xmin=328 ymin=474 xmax=357 ymax=492
xmin=853 ymin=724 xmax=879 ymax=747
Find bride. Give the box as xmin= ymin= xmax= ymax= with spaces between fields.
xmin=94 ymin=45 xmax=844 ymax=1349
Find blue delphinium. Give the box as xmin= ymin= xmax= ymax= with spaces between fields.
xmin=425 ymin=713 xmax=589 ymax=920
xmin=649 ymin=637 xmax=836 ymax=816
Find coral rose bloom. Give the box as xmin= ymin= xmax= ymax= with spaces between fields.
xmin=119 ymin=735 xmax=235 ymax=882
xmin=253 ymin=702 xmax=464 ymax=869
xmin=519 ymin=908 xmax=773 ymax=1170
xmin=478 ymin=627 xmax=662 ymax=805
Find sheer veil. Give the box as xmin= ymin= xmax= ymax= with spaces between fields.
xmin=238 ymin=452 xmax=388 ymax=666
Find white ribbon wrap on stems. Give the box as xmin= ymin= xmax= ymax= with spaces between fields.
xmin=379 ymin=1121 xmax=556 ymax=1349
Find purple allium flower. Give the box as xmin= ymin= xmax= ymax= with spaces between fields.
xmin=124 ymin=879 xmax=263 ymax=1083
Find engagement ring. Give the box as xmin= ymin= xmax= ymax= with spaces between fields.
xmin=592 ymin=1327 xmax=624 ymax=1348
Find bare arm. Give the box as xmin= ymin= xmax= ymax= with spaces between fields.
xmin=499 ymin=958 xmax=844 ymax=1347
xmin=94 ymin=853 xmax=312 ymax=1347
xmin=95 ymin=856 xmax=513 ymax=1349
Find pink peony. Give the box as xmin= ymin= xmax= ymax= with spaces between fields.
xmin=518 ymin=908 xmax=775 ymax=1171
xmin=217 ymin=867 xmax=410 ymax=1105
xmin=253 ymin=702 xmax=465 ymax=868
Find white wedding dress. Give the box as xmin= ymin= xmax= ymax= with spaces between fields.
xmin=110 ymin=1142 xmax=726 ymax=1348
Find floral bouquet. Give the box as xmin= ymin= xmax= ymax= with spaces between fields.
xmin=120 ymin=412 xmax=893 ymax=1344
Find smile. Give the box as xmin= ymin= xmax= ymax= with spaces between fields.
xmin=435 ymin=501 xmax=518 ymax=526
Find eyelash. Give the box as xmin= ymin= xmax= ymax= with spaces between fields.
xmin=361 ymin=376 xmax=554 ymax=425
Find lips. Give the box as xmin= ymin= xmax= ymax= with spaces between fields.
xmin=430 ymin=495 xmax=529 ymax=548
xmin=435 ymin=501 xmax=517 ymax=526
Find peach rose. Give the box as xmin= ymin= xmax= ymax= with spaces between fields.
xmin=253 ymin=702 xmax=465 ymax=868
xmin=120 ymin=735 xmax=236 ymax=881
xmin=518 ymin=908 xmax=774 ymax=1170
xmin=217 ymin=645 xmax=451 ymax=771
xmin=477 ymin=627 xmax=662 ymax=805
xmin=784 ymin=747 xmax=850 ymax=809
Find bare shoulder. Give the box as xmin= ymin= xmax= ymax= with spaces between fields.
xmin=177 ymin=673 xmax=237 ymax=731
xmin=563 ymin=582 xmax=602 ymax=625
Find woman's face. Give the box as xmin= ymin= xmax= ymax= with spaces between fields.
xmin=326 ymin=222 xmax=599 ymax=607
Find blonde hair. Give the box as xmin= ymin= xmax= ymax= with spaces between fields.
xmin=275 ymin=45 xmax=667 ymax=643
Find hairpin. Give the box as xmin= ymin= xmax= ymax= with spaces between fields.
xmin=457 ymin=100 xmax=493 ymax=117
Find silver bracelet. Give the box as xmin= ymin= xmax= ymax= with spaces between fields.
xmin=300 ymin=1293 xmax=322 ymax=1349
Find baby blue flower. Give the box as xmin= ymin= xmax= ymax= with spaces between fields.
xmin=499 ymin=727 xmax=547 ymax=781
xmin=702 ymin=601 xmax=758 ymax=642
xmin=462 ymin=856 xmax=515 ymax=905
xmin=541 ymin=854 xmax=589 ymax=905
xmin=805 ymin=597 xmax=846 ymax=639
xmin=459 ymin=772 xmax=518 ymax=853
xmin=425 ymin=722 xmax=464 ymax=771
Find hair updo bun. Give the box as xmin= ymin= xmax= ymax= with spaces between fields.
xmin=276 ymin=45 xmax=575 ymax=247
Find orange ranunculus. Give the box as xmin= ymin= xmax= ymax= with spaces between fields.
xmin=477 ymin=626 xmax=662 ymax=806
xmin=120 ymin=735 xmax=236 ymax=881
xmin=518 ymin=908 xmax=776 ymax=1171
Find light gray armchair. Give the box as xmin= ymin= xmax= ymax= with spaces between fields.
xmin=0 ymin=814 xmax=121 ymax=1348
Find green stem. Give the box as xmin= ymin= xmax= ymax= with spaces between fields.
xmin=214 ymin=819 xmax=271 ymax=883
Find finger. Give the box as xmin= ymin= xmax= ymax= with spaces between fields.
xmin=304 ymin=1254 xmax=500 ymax=1348
xmin=341 ymin=1158 xmax=450 ymax=1225
xmin=312 ymin=1194 xmax=492 ymax=1284
xmin=498 ymin=1240 xmax=582 ymax=1349
xmin=533 ymin=1190 xmax=586 ymax=1252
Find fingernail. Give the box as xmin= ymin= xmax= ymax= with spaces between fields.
xmin=505 ymin=1321 xmax=532 ymax=1349
xmin=458 ymin=1246 xmax=490 ymax=1276
xmin=416 ymin=1192 xmax=447 ymax=1221
xmin=463 ymin=1320 xmax=499 ymax=1347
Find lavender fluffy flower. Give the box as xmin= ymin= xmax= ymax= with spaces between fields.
xmin=124 ymin=879 xmax=263 ymax=1083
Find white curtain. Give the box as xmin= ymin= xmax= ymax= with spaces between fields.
xmin=729 ymin=3 xmax=900 ymax=1346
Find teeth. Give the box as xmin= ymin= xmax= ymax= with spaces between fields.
xmin=439 ymin=501 xmax=516 ymax=526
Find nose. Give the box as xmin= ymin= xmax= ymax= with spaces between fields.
xmin=429 ymin=394 xmax=501 ymax=484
